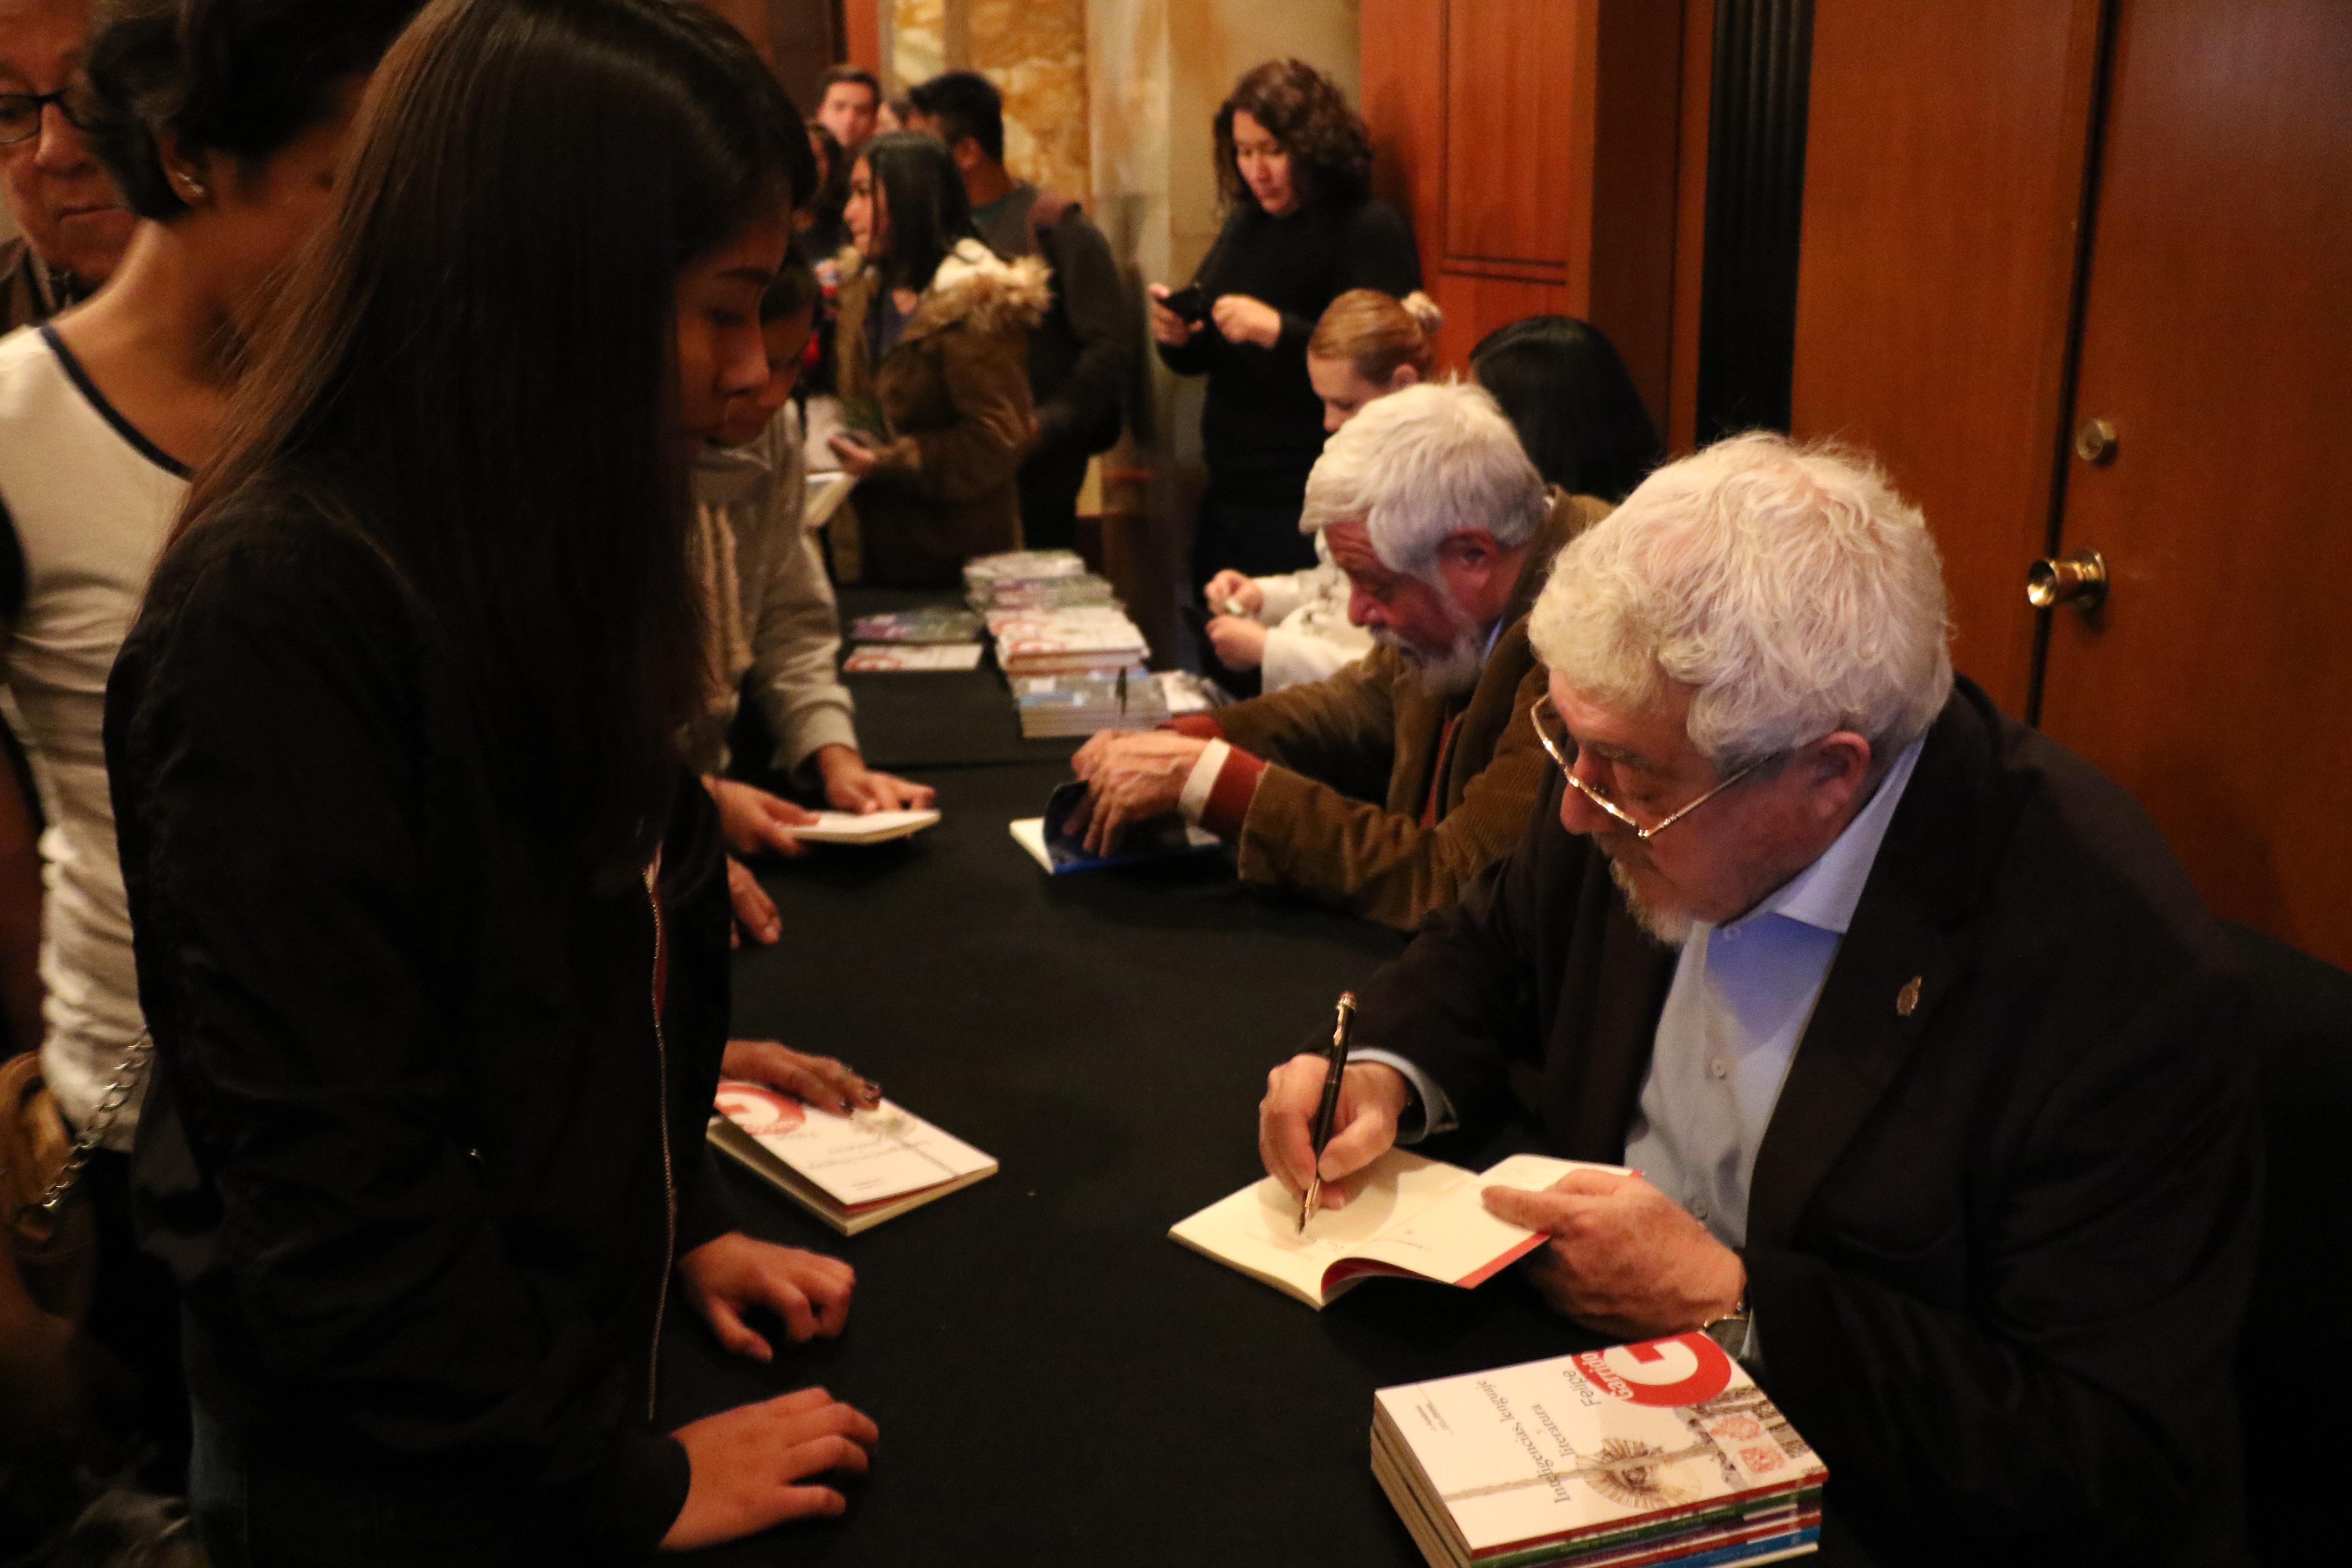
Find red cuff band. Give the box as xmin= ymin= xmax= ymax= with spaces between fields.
xmin=1200 ymin=749 xmax=1265 ymax=839
xmin=1164 ymin=714 xmax=1226 ymax=740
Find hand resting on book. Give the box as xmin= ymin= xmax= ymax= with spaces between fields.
xmin=722 ymin=1039 xmax=882 ymax=1118
xmin=1259 ymin=1053 xmax=1413 ymax=1213
xmin=1482 ymin=1171 xmax=1746 ymax=1341
xmin=1068 ymin=729 xmax=1211 ymax=855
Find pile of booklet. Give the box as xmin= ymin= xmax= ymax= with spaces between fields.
xmin=963 ymin=550 xmax=1118 ymax=612
xmin=989 ymin=605 xmax=1151 ymax=677
xmin=1373 ymin=1336 xmax=1825 ymax=1568
xmin=1011 ymin=667 xmax=1167 ymax=737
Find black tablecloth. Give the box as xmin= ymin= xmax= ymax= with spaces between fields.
xmin=662 ymin=759 xmax=1603 ymax=1565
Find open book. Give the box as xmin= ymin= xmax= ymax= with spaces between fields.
xmin=709 ymin=1081 xmax=996 ymax=1234
xmin=781 ymin=809 xmax=941 ymax=845
xmin=1169 ymin=1150 xmax=1623 ymax=1309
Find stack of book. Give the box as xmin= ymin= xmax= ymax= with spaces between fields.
xmin=989 ymin=605 xmax=1151 ymax=677
xmin=963 ymin=550 xmax=1118 ymax=612
xmin=848 ymin=606 xmax=983 ymax=644
xmin=1011 ymin=667 xmax=1168 ymax=737
xmin=1373 ymin=1335 xmax=1825 ymax=1568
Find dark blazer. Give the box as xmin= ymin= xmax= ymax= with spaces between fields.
xmin=1348 ymin=677 xmax=2260 ymax=1565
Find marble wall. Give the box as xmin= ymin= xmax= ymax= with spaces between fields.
xmin=885 ymin=0 xmax=1091 ymax=203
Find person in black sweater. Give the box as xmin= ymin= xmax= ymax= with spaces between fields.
xmin=1152 ymin=58 xmax=1420 ymax=585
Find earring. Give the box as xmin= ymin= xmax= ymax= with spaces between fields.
xmin=173 ymin=171 xmax=207 ymax=202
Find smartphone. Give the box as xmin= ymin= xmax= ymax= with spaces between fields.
xmin=1161 ymin=283 xmax=1212 ymax=325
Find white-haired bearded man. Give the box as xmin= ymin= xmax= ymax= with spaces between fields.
xmin=1072 ymin=381 xmax=1611 ymax=930
xmin=1256 ymin=434 xmax=2257 ymax=1563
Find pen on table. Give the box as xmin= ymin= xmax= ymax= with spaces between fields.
xmin=1298 ymin=991 xmax=1357 ymax=1235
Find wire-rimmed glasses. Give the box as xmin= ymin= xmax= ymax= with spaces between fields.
xmin=1528 ymin=692 xmax=1760 ymax=840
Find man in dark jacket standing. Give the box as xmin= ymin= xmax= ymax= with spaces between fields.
xmin=1258 ymin=434 xmax=2259 ymax=1565
xmin=907 ymin=69 xmax=1131 ymax=552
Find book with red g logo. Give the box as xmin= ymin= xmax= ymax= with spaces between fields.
xmin=1569 ymin=1332 xmax=1736 ymax=1409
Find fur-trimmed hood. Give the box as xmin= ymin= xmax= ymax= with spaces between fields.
xmin=838 ymin=237 xmax=1051 ymax=344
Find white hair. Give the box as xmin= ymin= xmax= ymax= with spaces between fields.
xmin=1528 ymin=433 xmax=1953 ymax=772
xmin=1298 ymin=382 xmax=1548 ymax=578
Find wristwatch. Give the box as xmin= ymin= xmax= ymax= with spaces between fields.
xmin=1701 ymin=1289 xmax=1752 ymax=1361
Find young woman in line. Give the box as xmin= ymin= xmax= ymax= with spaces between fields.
xmin=826 ymin=129 xmax=1047 ymax=586
xmin=1466 ymin=314 xmax=1663 ymax=502
xmin=1199 ymin=286 xmax=1442 ymax=692
xmin=103 ymin=1 xmax=874 ymax=1562
xmin=1149 ymin=58 xmax=1421 ymax=587
xmin=0 ymin=0 xmax=426 ymax=1490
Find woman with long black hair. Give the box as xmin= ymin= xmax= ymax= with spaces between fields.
xmin=103 ymin=1 xmax=875 ymax=1561
xmin=826 ymin=129 xmax=1046 ymax=585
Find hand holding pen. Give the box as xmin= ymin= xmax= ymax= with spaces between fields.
xmin=1256 ymin=1000 xmax=1414 ymax=1224
xmin=1298 ymin=993 xmax=1355 ymax=1233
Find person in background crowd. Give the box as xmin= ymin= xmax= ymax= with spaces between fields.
xmin=906 ymin=69 xmax=1131 ymax=554
xmin=1468 ymin=313 xmax=1662 ymax=501
xmin=1257 ymin=433 xmax=2258 ymax=1564
xmin=829 ymin=129 xmax=1045 ymax=585
xmin=798 ymin=117 xmax=850 ymax=263
xmin=1072 ymin=383 xmax=1611 ymax=931
xmin=812 ymin=61 xmax=877 ymax=157
xmin=687 ymin=246 xmax=934 ymax=949
xmin=874 ymin=92 xmax=909 ymax=136
xmin=0 ymin=0 xmax=428 ymax=1494
xmin=1200 ymin=286 xmax=1439 ymax=692
xmin=1151 ymin=57 xmax=1420 ymax=588
xmin=0 ymin=0 xmax=133 ymax=333
xmin=106 ymin=1 xmax=877 ymax=1562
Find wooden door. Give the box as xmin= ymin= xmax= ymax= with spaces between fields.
xmin=2036 ymin=0 xmax=2352 ymax=965
xmin=1360 ymin=0 xmax=1688 ymax=430
xmin=1790 ymin=0 xmax=2107 ymax=717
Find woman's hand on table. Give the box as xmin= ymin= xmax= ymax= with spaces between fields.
xmin=679 ymin=1232 xmax=855 ymax=1358
xmin=1210 ymin=293 xmax=1283 ymax=350
xmin=725 ymin=856 xmax=780 ymax=948
xmin=706 ymin=776 xmax=815 ymax=858
xmin=661 ymin=1386 xmax=878 ymax=1550
xmin=1206 ymin=616 xmax=1268 ymax=671
xmin=814 ymin=744 xmax=936 ymax=813
xmin=723 ymin=1039 xmax=880 ymax=1117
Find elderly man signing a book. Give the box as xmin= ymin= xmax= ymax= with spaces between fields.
xmin=1071 ymin=383 xmax=1610 ymax=930
xmin=1256 ymin=435 xmax=2259 ymax=1563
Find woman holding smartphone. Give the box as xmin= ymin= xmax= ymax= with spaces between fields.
xmin=104 ymin=2 xmax=874 ymax=1562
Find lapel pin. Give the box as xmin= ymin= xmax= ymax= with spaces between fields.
xmin=1896 ymin=976 xmax=1923 ymax=1017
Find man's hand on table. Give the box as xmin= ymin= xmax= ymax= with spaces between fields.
xmin=661 ymin=1386 xmax=879 ymax=1550
xmin=1068 ymin=729 xmax=1210 ymax=856
xmin=723 ymin=1038 xmax=881 ymax=1117
xmin=679 ymin=1231 xmax=855 ymax=1360
xmin=1258 ymin=1054 xmax=1411 ymax=1215
xmin=1482 ymin=1171 xmax=1746 ymax=1340
xmin=814 ymin=743 xmax=936 ymax=814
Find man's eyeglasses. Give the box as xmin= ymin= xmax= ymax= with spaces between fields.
xmin=1528 ymin=692 xmax=1760 ymax=840
xmin=0 ymin=90 xmax=89 ymax=147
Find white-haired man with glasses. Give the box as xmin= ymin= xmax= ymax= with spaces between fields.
xmin=1258 ymin=433 xmax=2257 ymax=1562
xmin=0 ymin=0 xmax=131 ymax=333
xmin=1072 ymin=381 xmax=1610 ymax=930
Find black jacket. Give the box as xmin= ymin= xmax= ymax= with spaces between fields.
xmin=105 ymin=496 xmax=737 ymax=1559
xmin=1350 ymin=679 xmax=2260 ymax=1565
xmin=1157 ymin=195 xmax=1420 ymax=506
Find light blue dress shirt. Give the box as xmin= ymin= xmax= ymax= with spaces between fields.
xmin=1370 ymin=735 xmax=1926 ymax=1253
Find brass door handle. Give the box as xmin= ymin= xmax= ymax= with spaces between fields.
xmin=2074 ymin=417 xmax=2119 ymax=464
xmin=2027 ymin=548 xmax=2108 ymax=612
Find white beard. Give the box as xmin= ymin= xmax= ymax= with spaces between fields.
xmin=1608 ymin=856 xmax=1692 ymax=948
xmin=1370 ymin=619 xmax=1487 ymax=699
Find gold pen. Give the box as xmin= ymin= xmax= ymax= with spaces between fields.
xmin=1298 ymin=992 xmax=1357 ymax=1234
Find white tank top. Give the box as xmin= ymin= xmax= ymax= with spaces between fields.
xmin=0 ymin=324 xmax=189 ymax=1146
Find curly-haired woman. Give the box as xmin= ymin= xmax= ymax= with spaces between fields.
xmin=1151 ymin=58 xmax=1420 ymax=586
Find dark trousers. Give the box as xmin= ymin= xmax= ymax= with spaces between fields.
xmin=1017 ymin=441 xmax=1094 ymax=555
xmin=83 ymin=1145 xmax=191 ymax=1492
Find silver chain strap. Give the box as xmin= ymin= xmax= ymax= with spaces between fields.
xmin=37 ymin=1031 xmax=153 ymax=1214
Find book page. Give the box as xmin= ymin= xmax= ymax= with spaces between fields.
xmin=1168 ymin=1152 xmax=1476 ymax=1304
xmin=712 ymin=1083 xmax=995 ymax=1207
xmin=1333 ymin=1153 xmax=1606 ymax=1288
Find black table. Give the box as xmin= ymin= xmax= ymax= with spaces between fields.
xmin=663 ymin=756 xmax=1606 ymax=1565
